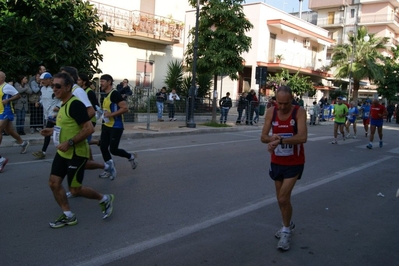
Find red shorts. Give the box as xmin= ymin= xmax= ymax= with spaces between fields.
xmin=363 ymin=118 xmax=370 ymax=125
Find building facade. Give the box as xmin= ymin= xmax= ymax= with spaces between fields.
xmin=91 ymin=1 xmax=333 ymax=104
xmin=309 ymin=0 xmax=399 ymax=99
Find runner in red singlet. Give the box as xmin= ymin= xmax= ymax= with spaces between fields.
xmin=261 ymin=86 xmax=307 ymax=251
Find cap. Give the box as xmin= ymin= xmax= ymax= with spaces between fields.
xmin=337 ymin=96 xmax=343 ymax=100
xmin=366 ymin=99 xmax=371 ymax=103
xmin=100 ymin=74 xmax=113 ymax=82
xmin=40 ymin=72 xmax=52 ymax=79
xmin=342 ymin=97 xmax=347 ymax=101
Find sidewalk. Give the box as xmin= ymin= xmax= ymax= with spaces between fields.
xmin=1 ymin=119 xmax=262 ymax=147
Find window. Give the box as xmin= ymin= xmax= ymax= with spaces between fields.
xmin=350 ymin=9 xmax=355 ymax=18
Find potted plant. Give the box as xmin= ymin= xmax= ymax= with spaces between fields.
xmin=275 ymin=54 xmax=284 ymax=63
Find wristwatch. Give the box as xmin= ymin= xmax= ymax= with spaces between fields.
xmin=68 ymin=139 xmax=74 ymax=146
xmin=279 ymin=138 xmax=283 ymax=145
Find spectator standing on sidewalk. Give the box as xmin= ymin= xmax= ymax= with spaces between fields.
xmin=219 ymin=92 xmax=232 ymax=124
xmin=0 ymin=71 xmax=30 ymax=172
xmin=387 ymin=103 xmax=394 ymax=123
xmin=260 ymin=85 xmax=307 ymax=251
xmin=156 ymin=87 xmax=167 ymax=121
xmin=41 ymin=72 xmax=114 ymax=228
xmin=252 ymin=93 xmax=260 ymax=123
xmin=116 ymin=79 xmax=132 ymax=101
xmin=99 ymin=74 xmax=138 ymax=179
xmin=367 ymin=99 xmax=387 ymax=149
xmin=27 ymin=72 xmax=44 ymax=133
xmin=167 ymin=88 xmax=180 ymax=121
xmin=309 ymin=101 xmax=319 ymax=125
xmin=246 ymin=89 xmax=256 ymax=125
xmin=236 ymin=92 xmax=247 ymax=124
xmin=13 ymin=75 xmax=29 ymax=135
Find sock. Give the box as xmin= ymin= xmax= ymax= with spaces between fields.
xmin=42 ymin=151 xmax=46 ymax=155
xmin=104 ymin=163 xmax=109 ymax=170
xmin=369 ymin=142 xmax=373 ymax=145
xmin=130 ymin=154 xmax=134 ymax=160
xmin=64 ymin=211 xmax=73 ymax=218
xmin=282 ymin=226 xmax=291 ymax=233
xmin=99 ymin=195 xmax=107 ymax=203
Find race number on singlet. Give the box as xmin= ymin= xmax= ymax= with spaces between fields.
xmin=274 ymin=133 xmax=294 ymax=156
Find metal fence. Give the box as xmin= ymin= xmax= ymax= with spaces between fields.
xmin=10 ymin=92 xmax=267 ymax=134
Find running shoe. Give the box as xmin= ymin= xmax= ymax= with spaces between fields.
xmin=331 ymin=140 xmax=338 ymax=144
xmin=379 ymin=140 xmax=383 ymax=148
xmin=353 ymin=135 xmax=357 ymax=139
xmin=20 ymin=140 xmax=30 ymax=154
xmin=99 ymin=171 xmax=111 ymax=179
xmin=366 ymin=143 xmax=373 ymax=149
xmin=0 ymin=157 xmax=9 ymax=172
xmin=49 ymin=213 xmax=77 ymax=228
xmin=275 ymin=221 xmax=295 ymax=239
xmin=277 ymin=232 xmax=291 ymax=251
xmin=129 ymin=153 xmax=138 ymax=170
xmin=32 ymin=151 xmax=46 ymax=159
xmin=365 ymin=132 xmax=368 ymax=137
xmin=346 ymin=133 xmax=351 ymax=138
xmin=100 ymin=194 xmax=114 ymax=219
xmin=105 ymin=160 xmax=117 ymax=180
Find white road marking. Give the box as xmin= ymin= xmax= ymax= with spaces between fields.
xmin=75 ymin=156 xmax=394 ymax=266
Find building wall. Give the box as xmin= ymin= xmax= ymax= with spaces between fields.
xmin=91 ymin=0 xmax=189 ymax=89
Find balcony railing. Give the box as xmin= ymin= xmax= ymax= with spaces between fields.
xmin=90 ymin=1 xmax=183 ymax=43
xmin=359 ymin=13 xmax=399 ymax=25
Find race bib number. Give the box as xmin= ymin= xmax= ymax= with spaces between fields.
xmin=53 ymin=126 xmax=61 ymax=146
xmin=274 ymin=133 xmax=294 ymax=156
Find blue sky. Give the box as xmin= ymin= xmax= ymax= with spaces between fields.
xmin=244 ymin=0 xmax=310 ymax=13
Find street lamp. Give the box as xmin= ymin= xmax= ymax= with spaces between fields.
xmin=187 ymin=0 xmax=199 ymax=128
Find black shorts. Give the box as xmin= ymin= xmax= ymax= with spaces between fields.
xmin=269 ymin=163 xmax=304 ymax=181
xmin=50 ymin=153 xmax=88 ymax=188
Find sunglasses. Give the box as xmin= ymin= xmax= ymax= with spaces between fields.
xmin=51 ymin=83 xmax=63 ymax=89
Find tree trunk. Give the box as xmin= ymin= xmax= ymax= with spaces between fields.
xmin=211 ymin=74 xmax=218 ymax=123
xmin=352 ymin=79 xmax=361 ymax=103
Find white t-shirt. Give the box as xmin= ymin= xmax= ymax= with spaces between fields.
xmin=72 ymin=84 xmax=92 ymax=107
xmin=40 ymin=85 xmax=54 ymax=119
xmin=2 ymin=83 xmax=19 ymax=96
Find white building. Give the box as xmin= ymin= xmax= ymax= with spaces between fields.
xmin=91 ymin=0 xmax=333 ymax=103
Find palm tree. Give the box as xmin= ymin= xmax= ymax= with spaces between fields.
xmin=331 ymin=26 xmax=388 ymax=102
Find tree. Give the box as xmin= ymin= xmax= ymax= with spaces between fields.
xmin=164 ymin=60 xmax=184 ymax=94
xmin=185 ymin=0 xmax=253 ymax=122
xmin=265 ymin=69 xmax=314 ymax=96
xmin=375 ymin=47 xmax=399 ymax=102
xmin=330 ymin=26 xmax=388 ymax=102
xmin=0 ymin=0 xmax=112 ymax=80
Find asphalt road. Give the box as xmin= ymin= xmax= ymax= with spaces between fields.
xmin=1 ymin=122 xmax=398 ymax=266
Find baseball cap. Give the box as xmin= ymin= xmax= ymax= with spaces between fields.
xmin=342 ymin=97 xmax=347 ymax=101
xmin=337 ymin=96 xmax=343 ymax=100
xmin=40 ymin=72 xmax=52 ymax=79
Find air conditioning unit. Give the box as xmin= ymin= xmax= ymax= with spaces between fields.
xmin=303 ymin=39 xmax=310 ymax=47
xmin=339 ymin=6 xmax=345 ymax=11
xmin=395 ymin=7 xmax=399 ymax=13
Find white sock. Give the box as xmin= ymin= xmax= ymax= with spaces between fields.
xmin=99 ymin=195 xmax=107 ymax=203
xmin=64 ymin=211 xmax=73 ymax=218
xmin=130 ymin=154 xmax=134 ymax=160
xmin=104 ymin=163 xmax=109 ymax=170
xmin=369 ymin=142 xmax=373 ymax=145
xmin=282 ymin=226 xmax=291 ymax=233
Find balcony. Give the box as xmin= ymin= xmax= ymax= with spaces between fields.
xmin=309 ymin=0 xmax=346 ymax=10
xmin=317 ymin=17 xmax=345 ymax=28
xmin=91 ymin=1 xmax=183 ymax=45
xmin=358 ymin=13 xmax=399 ymax=32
